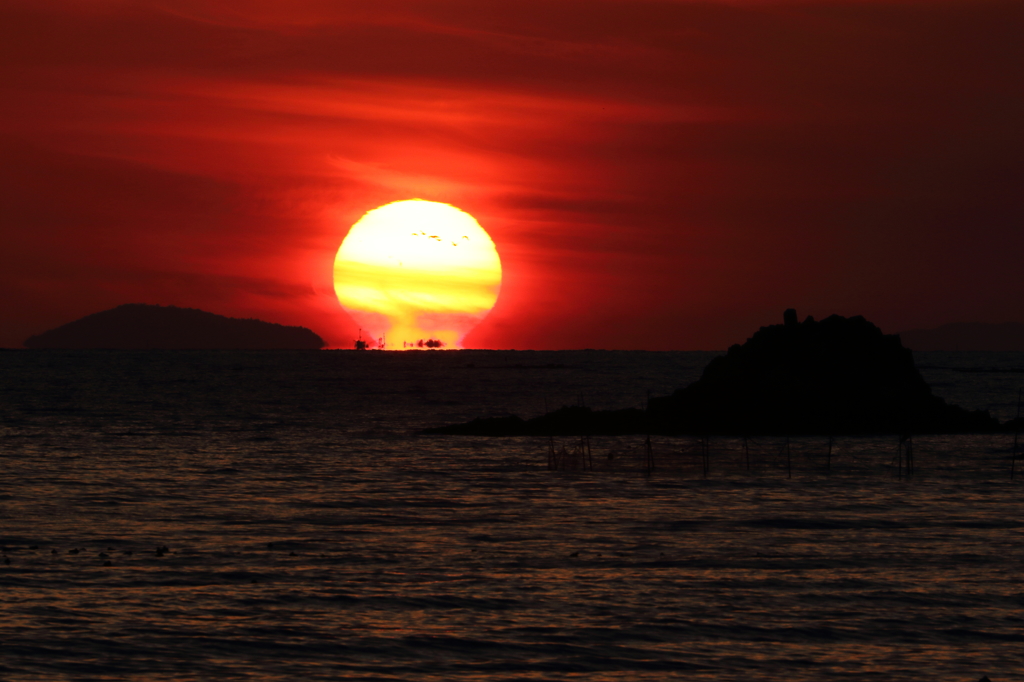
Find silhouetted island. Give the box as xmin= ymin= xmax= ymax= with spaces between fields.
xmin=898 ymin=321 xmax=1024 ymax=351
xmin=425 ymin=310 xmax=1000 ymax=437
xmin=24 ymin=304 xmax=325 ymax=350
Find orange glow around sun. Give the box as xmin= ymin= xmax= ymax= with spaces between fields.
xmin=333 ymin=200 xmax=502 ymax=349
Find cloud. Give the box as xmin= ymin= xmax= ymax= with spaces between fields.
xmin=1 ymin=0 xmax=1022 ymax=348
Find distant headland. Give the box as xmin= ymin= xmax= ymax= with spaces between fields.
xmin=898 ymin=322 xmax=1024 ymax=351
xmin=23 ymin=304 xmax=325 ymax=350
xmin=426 ymin=310 xmax=1002 ymax=436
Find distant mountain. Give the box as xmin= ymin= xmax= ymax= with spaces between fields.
xmin=898 ymin=322 xmax=1024 ymax=352
xmin=24 ymin=304 xmax=325 ymax=350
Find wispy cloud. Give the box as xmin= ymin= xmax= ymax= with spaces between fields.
xmin=1 ymin=0 xmax=1022 ymax=348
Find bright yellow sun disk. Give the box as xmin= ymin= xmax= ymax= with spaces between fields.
xmin=333 ymin=200 xmax=501 ymax=349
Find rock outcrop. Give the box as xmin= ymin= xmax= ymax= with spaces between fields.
xmin=645 ymin=311 xmax=997 ymax=434
xmin=425 ymin=311 xmax=1000 ymax=436
xmin=24 ymin=304 xmax=325 ymax=350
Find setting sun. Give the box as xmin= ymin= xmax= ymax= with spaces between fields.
xmin=334 ymin=200 xmax=501 ymax=349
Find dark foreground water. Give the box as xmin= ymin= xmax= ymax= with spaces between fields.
xmin=1 ymin=350 xmax=1023 ymax=681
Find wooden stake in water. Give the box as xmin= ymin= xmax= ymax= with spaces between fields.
xmin=702 ymin=436 xmax=710 ymax=479
xmin=905 ymin=434 xmax=913 ymax=478
xmin=909 ymin=435 xmax=914 ymax=477
xmin=1012 ymin=388 xmax=1021 ymax=481
xmin=786 ymin=436 xmax=792 ymax=479
xmin=827 ymin=435 xmax=833 ymax=472
xmin=896 ymin=434 xmax=903 ymax=480
xmin=895 ymin=433 xmax=913 ymax=479
xmin=644 ymin=434 xmax=654 ymax=477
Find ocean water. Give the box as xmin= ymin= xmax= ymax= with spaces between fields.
xmin=1 ymin=349 xmax=1022 ymax=681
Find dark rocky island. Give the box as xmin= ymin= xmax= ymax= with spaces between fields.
xmin=24 ymin=304 xmax=325 ymax=350
xmin=425 ymin=310 xmax=1001 ymax=437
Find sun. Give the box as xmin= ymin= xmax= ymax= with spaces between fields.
xmin=333 ymin=200 xmax=502 ymax=349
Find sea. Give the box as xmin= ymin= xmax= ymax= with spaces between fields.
xmin=1 ymin=349 xmax=1023 ymax=681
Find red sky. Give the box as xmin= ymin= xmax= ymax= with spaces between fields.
xmin=2 ymin=0 xmax=1022 ymax=349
